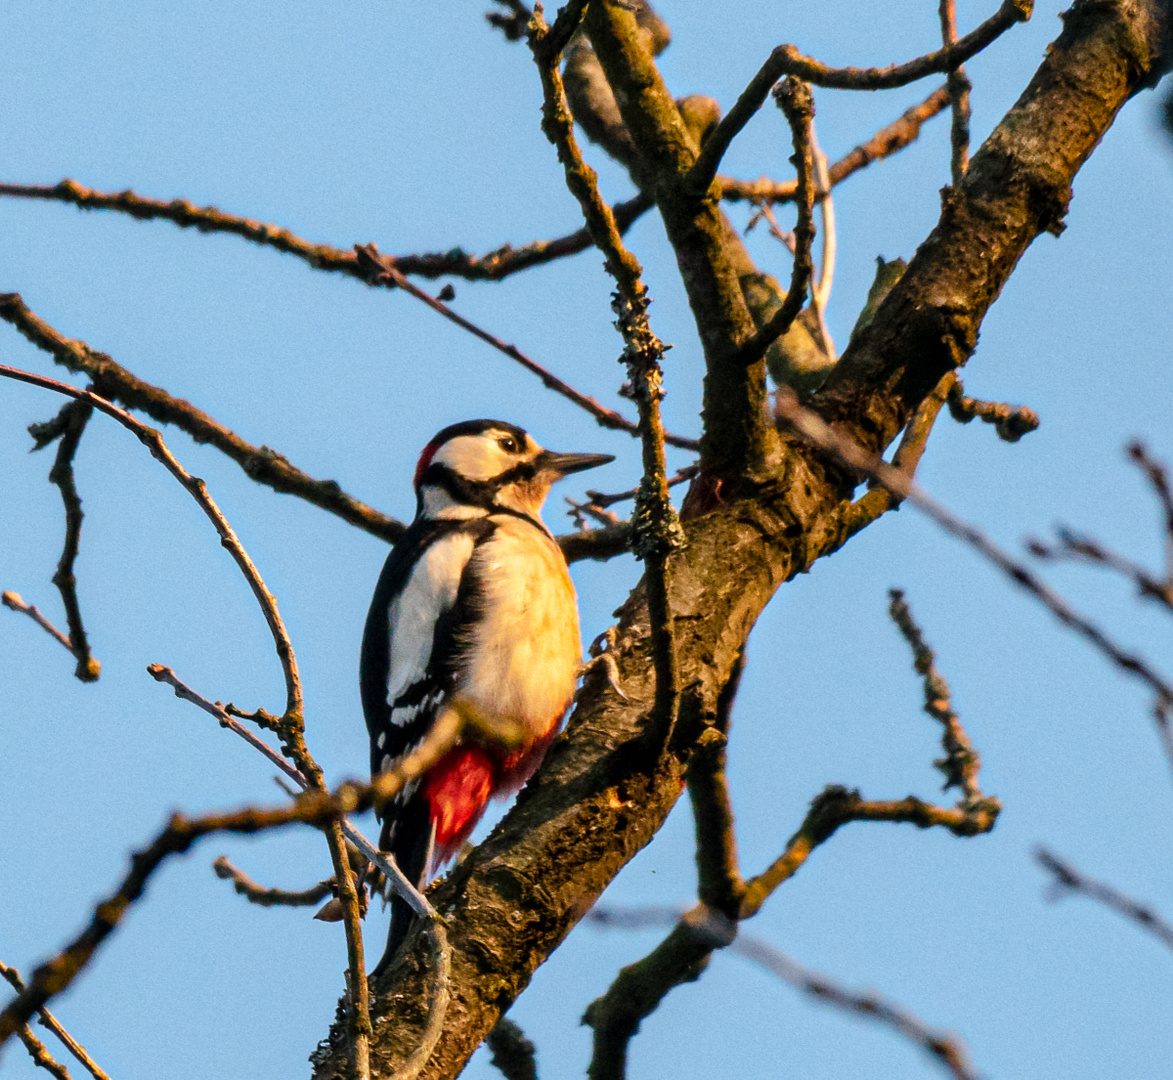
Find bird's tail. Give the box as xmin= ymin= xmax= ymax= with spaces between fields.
xmin=370 ymin=800 xmax=434 ymax=978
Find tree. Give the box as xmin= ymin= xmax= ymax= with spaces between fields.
xmin=2 ymin=2 xmax=1172 ymax=1079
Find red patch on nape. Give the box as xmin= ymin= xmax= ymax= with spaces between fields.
xmin=413 ymin=439 xmax=441 ymax=488
xmin=420 ymin=743 xmax=496 ymax=867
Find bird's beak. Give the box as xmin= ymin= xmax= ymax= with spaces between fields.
xmin=535 ymin=450 xmax=615 ymax=479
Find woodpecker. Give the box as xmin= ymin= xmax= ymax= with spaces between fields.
xmin=360 ymin=419 xmax=613 ymax=973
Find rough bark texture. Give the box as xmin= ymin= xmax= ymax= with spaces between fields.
xmin=309 ymin=2 xmax=1170 ymax=1077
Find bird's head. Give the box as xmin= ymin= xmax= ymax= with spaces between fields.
xmin=413 ymin=420 xmax=614 ymax=522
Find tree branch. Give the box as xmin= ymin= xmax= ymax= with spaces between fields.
xmin=1 ymin=961 xmax=111 ymax=1080
xmin=530 ymin=4 xmax=685 ymax=744
xmin=1036 ymin=848 xmax=1173 ymax=953
xmin=939 ymin=0 xmax=974 ymax=185
xmin=2 ymin=591 xmax=76 ymax=657
xmin=719 ymin=84 xmax=951 ymax=207
xmin=684 ymin=0 xmax=1030 ymax=196
xmin=35 ymin=399 xmax=101 ymax=681
xmin=734 ymin=78 xmax=816 ymax=367
xmin=310 ymin=7 xmax=1171 ymax=1075
xmin=946 ymin=377 xmax=1039 ymax=442
xmin=0 ymin=292 xmax=405 ymax=543
xmin=485 ymin=1018 xmax=538 ymax=1080
xmin=0 ymin=178 xmax=653 ymax=283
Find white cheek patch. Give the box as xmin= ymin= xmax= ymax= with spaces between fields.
xmin=432 ymin=432 xmax=523 ymax=482
xmin=384 ymin=533 xmax=476 ymax=707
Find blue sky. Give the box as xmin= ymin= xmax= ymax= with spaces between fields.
xmin=2 ymin=3 xmax=1172 ymax=1078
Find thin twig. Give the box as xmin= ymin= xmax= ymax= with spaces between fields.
xmin=833 ymin=371 xmax=955 ymax=543
xmin=0 ymin=721 xmax=462 ymax=1052
xmin=684 ymin=0 xmax=1030 ymax=195
xmin=15 ymin=1022 xmax=74 ymax=1080
xmin=736 ymin=78 xmax=816 ymax=367
xmin=0 ymin=178 xmax=652 ymax=284
xmin=211 ymin=856 xmax=334 ymax=907
xmin=582 ymin=464 xmax=697 ymax=511
xmin=946 ymin=377 xmax=1039 ymax=442
xmin=353 ymin=243 xmax=696 ymax=452
xmin=2 ymin=591 xmax=75 ymax=653
xmin=1036 ymin=849 xmax=1173 ymax=953
xmin=740 ymin=784 xmax=999 ymax=918
xmin=1128 ymin=441 xmax=1173 ymax=585
xmin=939 ymin=0 xmax=973 ymax=184
xmin=0 ymin=191 xmax=689 ymax=450
xmin=0 ymin=292 xmax=405 ymax=544
xmin=529 ymin=6 xmax=685 ymax=748
xmin=1 ymin=962 xmax=111 ymax=1080
xmin=774 ymin=385 xmax=1173 ymax=717
xmin=146 ymin=663 xmax=433 ymax=916
xmin=720 ymin=84 xmax=952 ymax=206
xmin=31 ymin=398 xmax=101 ymax=681
xmin=1027 ymin=527 xmax=1173 ymax=614
xmin=730 ymin=935 xmax=978 ymax=1080
xmin=888 ymin=590 xmax=983 ymax=800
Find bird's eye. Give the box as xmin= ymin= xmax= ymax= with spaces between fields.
xmin=498 ymin=436 xmax=519 ymax=453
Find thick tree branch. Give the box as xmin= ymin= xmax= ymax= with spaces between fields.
xmin=530 ymin=6 xmax=684 ymax=743
xmin=583 ymin=0 xmax=773 ymax=480
xmin=817 ymin=0 xmax=1169 ymax=452
xmin=308 ymin=5 xmax=1170 ymax=1077
xmin=485 ymin=1019 xmax=538 ymax=1080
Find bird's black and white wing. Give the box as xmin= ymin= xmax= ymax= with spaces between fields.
xmin=359 ymin=518 xmax=488 ymax=790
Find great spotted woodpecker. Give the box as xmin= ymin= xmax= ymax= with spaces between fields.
xmin=360 ymin=419 xmax=613 ymax=973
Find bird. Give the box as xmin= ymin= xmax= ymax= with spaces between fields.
xmin=359 ymin=419 xmax=613 ymax=974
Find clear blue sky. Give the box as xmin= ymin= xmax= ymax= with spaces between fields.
xmin=2 ymin=3 xmax=1172 ymax=1078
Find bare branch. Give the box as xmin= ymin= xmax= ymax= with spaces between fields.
xmin=15 ymin=1023 xmax=73 ymax=1080
xmin=735 ymin=78 xmax=816 ymax=367
xmin=939 ymin=0 xmax=973 ymax=184
xmin=719 ymin=84 xmax=952 ymax=206
xmin=684 ymin=0 xmax=1030 ymax=194
xmin=1 ymin=962 xmax=111 ymax=1080
xmin=353 ymin=244 xmax=697 ymax=452
xmin=583 ymin=910 xmax=980 ymax=1080
xmin=1027 ymin=527 xmax=1173 ymax=614
xmin=1128 ymin=441 xmax=1173 ymax=584
xmin=1036 ymin=849 xmax=1173 ymax=953
xmin=147 ymin=663 xmax=434 ymax=916
xmin=0 ymin=179 xmax=653 ymax=284
xmin=25 ymin=398 xmax=103 ymax=681
xmin=530 ymin=5 xmax=685 ymax=744
xmin=729 ymin=935 xmax=979 ymax=1080
xmin=485 ymin=1018 xmax=538 ymax=1080
xmin=583 ymin=464 xmax=697 ymax=511
xmin=2 ymin=591 xmax=75 ymax=654
xmin=0 ymin=292 xmax=405 ymax=544
xmin=946 ymin=377 xmax=1039 ymax=442
xmin=775 ymin=386 xmax=1173 ymax=717
xmin=687 ymin=651 xmax=746 ymax=917
xmin=834 ymin=371 xmax=955 ymax=544
xmin=212 ymin=856 xmax=333 ymax=908
xmin=888 ymin=589 xmax=983 ymax=800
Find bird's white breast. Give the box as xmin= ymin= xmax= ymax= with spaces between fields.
xmin=458 ymin=515 xmax=580 ymax=739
